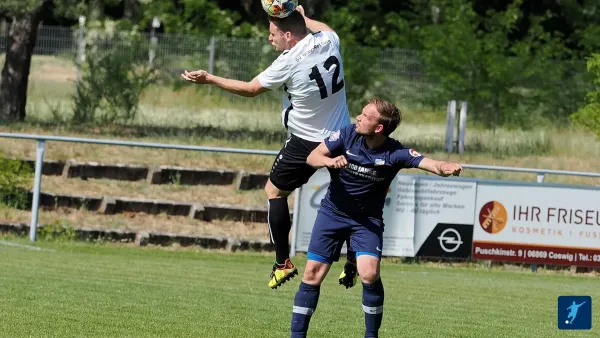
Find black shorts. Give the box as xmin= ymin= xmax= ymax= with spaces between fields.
xmin=269 ymin=134 xmax=321 ymax=192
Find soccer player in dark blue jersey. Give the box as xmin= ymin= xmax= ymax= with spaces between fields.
xmin=289 ymin=98 xmax=463 ymax=338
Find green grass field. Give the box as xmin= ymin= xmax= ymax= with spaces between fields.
xmin=1 ymin=236 xmax=599 ymax=337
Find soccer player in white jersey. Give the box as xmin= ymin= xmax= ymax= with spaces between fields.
xmin=181 ymin=7 xmax=354 ymax=289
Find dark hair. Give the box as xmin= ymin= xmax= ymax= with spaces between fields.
xmin=369 ymin=98 xmax=402 ymax=136
xmin=269 ymin=11 xmax=307 ymax=37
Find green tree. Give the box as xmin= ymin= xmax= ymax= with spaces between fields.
xmin=571 ymin=54 xmax=600 ymax=137
xmin=140 ymin=0 xmax=263 ymax=38
xmin=321 ymin=0 xmax=426 ymax=50
xmin=420 ymin=0 xmax=572 ymax=129
xmin=0 ymin=155 xmax=33 ymax=209
xmin=72 ymin=36 xmax=157 ymax=124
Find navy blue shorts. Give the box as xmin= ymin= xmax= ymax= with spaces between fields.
xmin=307 ymin=208 xmax=383 ymax=264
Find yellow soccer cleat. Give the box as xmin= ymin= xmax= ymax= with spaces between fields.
xmin=338 ymin=261 xmax=358 ymax=289
xmin=269 ymin=259 xmax=298 ymax=289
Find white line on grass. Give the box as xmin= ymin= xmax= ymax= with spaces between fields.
xmin=0 ymin=240 xmax=56 ymax=252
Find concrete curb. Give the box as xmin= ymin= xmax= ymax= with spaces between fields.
xmin=0 ymin=222 xmax=274 ymax=252
xmin=15 ymin=158 xmax=269 ymax=190
xmin=28 ymin=192 xmax=288 ymax=223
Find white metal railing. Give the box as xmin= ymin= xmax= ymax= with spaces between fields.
xmin=1 ymin=132 xmax=600 ymax=243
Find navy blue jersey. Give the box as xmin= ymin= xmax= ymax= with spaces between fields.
xmin=322 ymin=124 xmax=424 ymax=219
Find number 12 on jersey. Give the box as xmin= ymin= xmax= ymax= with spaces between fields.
xmin=309 ymin=55 xmax=345 ymax=100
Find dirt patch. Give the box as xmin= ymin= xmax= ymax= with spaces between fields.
xmin=30 ymin=63 xmax=77 ymax=83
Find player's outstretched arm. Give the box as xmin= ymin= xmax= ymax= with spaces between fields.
xmin=417 ymin=158 xmax=463 ymax=177
xmin=307 ymin=142 xmax=348 ymax=169
xmin=181 ymin=70 xmax=269 ymax=97
xmin=296 ymin=5 xmax=335 ymax=33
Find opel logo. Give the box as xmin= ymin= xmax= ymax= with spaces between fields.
xmin=438 ymin=228 xmax=463 ymax=253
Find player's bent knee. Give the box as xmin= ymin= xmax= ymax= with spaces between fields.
xmin=265 ymin=179 xmax=290 ymax=199
xmin=264 ymin=179 xmax=278 ymax=199
xmin=302 ymin=269 xmax=328 ymax=286
xmin=358 ymin=262 xmax=380 ymax=284
xmin=302 ymin=257 xmax=331 ymax=285
xmin=356 ymin=254 xmax=380 ymax=284
xmin=359 ymin=271 xmax=380 ymax=285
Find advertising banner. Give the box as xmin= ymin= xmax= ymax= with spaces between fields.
xmin=293 ymin=169 xmax=476 ymax=258
xmin=472 ymin=184 xmax=600 ymax=267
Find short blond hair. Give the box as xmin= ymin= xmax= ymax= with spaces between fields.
xmin=368 ymin=98 xmax=402 ymax=136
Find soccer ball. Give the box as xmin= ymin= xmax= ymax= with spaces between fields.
xmin=261 ymin=0 xmax=298 ymax=18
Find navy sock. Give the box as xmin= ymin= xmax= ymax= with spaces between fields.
xmin=291 ymin=282 xmax=320 ymax=337
xmin=268 ymin=198 xmax=291 ymax=264
xmin=362 ymin=278 xmax=384 ymax=338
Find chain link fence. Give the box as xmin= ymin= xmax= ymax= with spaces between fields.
xmin=1 ymin=25 xmax=436 ymax=107
xmin=1 ymin=25 xmax=590 ymax=130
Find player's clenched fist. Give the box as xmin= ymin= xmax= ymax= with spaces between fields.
xmin=325 ymin=155 xmax=348 ymax=169
xmin=439 ymin=162 xmax=463 ymax=177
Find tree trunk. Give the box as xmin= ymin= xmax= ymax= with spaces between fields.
xmin=0 ymin=11 xmax=42 ymax=122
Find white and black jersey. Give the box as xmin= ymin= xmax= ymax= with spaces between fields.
xmin=258 ymin=30 xmax=351 ymax=143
